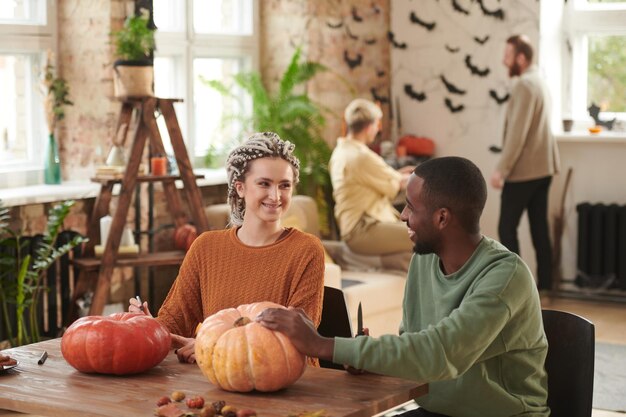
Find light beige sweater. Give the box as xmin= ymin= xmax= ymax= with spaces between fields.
xmin=498 ymin=66 xmax=560 ymax=182
xmin=330 ymin=137 xmax=402 ymax=238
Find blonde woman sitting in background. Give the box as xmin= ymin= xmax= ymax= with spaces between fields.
xmin=129 ymin=132 xmax=325 ymax=364
xmin=330 ymin=98 xmax=414 ymax=271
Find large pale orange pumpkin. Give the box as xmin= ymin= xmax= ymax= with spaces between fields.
xmin=61 ymin=312 xmax=171 ymax=375
xmin=195 ymin=302 xmax=306 ymax=392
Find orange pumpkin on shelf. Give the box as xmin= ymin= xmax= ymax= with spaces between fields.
xmin=61 ymin=312 xmax=171 ymax=375
xmin=195 ymin=302 xmax=306 ymax=392
xmin=174 ymin=224 xmax=198 ymax=251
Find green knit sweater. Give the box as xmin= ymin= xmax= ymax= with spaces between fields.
xmin=334 ymin=237 xmax=549 ymax=417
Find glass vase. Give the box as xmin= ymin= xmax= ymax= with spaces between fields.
xmin=44 ymin=133 xmax=61 ymax=184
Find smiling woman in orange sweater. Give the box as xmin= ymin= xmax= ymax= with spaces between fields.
xmin=129 ymin=132 xmax=325 ymax=364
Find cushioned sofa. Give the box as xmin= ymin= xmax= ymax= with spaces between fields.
xmin=205 ymin=195 xmax=407 ymax=336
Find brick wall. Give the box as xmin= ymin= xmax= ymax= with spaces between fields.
xmin=9 ymin=0 xmax=393 ymax=309
xmin=260 ymin=0 xmax=391 ymax=147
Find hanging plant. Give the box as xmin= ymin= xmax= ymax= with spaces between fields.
xmin=41 ymin=50 xmax=73 ymax=135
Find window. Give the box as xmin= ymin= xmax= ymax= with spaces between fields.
xmin=587 ymin=35 xmax=626 ymax=113
xmin=0 ymin=0 xmax=55 ymax=188
xmin=565 ymin=0 xmax=626 ymax=121
xmin=153 ymin=0 xmax=258 ymax=167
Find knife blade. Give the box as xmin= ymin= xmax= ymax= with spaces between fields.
xmin=356 ymin=302 xmax=364 ymax=336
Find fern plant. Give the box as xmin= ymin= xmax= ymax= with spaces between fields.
xmin=203 ymin=47 xmax=332 ymax=196
xmin=0 ymin=200 xmax=87 ymax=347
xmin=111 ymin=10 xmax=155 ymax=62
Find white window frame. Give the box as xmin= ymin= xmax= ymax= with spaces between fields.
xmin=564 ymin=0 xmax=626 ymax=121
xmin=154 ymin=0 xmax=259 ymax=167
xmin=0 ymin=0 xmax=56 ymax=188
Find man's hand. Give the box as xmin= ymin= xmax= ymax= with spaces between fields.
xmin=255 ymin=307 xmax=334 ymax=361
xmin=490 ymin=170 xmax=504 ymax=189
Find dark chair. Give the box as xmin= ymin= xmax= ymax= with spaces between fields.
xmin=317 ymin=286 xmax=353 ymax=369
xmin=542 ymin=309 xmax=595 ymax=417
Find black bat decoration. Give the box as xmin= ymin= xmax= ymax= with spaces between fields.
xmin=440 ymin=75 xmax=466 ymax=95
xmin=476 ymin=0 xmax=505 ymax=20
xmin=364 ymin=37 xmax=377 ymax=45
xmin=388 ymin=31 xmax=408 ymax=49
xmin=451 ymin=0 xmax=470 ymax=15
xmin=465 ymin=55 xmax=490 ymax=77
xmin=404 ymin=84 xmax=427 ymax=102
xmin=588 ymin=103 xmax=616 ymax=129
xmin=371 ymin=87 xmax=389 ymax=104
xmin=376 ymin=68 xmax=386 ymax=77
xmin=445 ymin=44 xmax=460 ymax=53
xmin=445 ymin=97 xmax=465 ymax=113
xmin=489 ymin=145 xmax=502 ymax=153
xmin=473 ymin=35 xmax=490 ymax=45
xmin=345 ymin=25 xmax=359 ymax=40
xmin=409 ymin=11 xmax=436 ymax=31
xmin=352 ymin=6 xmax=363 ymax=22
xmin=489 ymin=89 xmax=510 ymax=104
xmin=326 ymin=19 xmax=343 ymax=29
xmin=344 ymin=50 xmax=363 ymax=69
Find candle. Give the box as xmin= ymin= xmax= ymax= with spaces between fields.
xmin=151 ymin=156 xmax=167 ymax=176
xmin=396 ymin=145 xmax=407 ymax=158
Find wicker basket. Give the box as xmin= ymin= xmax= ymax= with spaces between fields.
xmin=113 ymin=62 xmax=154 ymax=98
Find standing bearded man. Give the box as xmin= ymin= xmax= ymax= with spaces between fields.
xmin=491 ymin=34 xmax=560 ymax=291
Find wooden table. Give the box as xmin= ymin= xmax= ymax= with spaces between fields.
xmin=0 ymin=339 xmax=427 ymax=417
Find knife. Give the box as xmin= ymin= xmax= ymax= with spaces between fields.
xmin=356 ymin=302 xmax=364 ymax=336
xmin=135 ymin=295 xmax=145 ymax=314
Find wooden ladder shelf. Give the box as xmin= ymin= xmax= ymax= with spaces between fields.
xmin=69 ymin=97 xmax=208 ymax=320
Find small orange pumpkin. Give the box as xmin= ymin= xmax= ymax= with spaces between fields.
xmin=195 ymin=302 xmax=306 ymax=392
xmin=174 ymin=224 xmax=198 ymax=251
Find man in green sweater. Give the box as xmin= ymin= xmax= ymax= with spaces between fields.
xmin=257 ymin=156 xmax=549 ymax=417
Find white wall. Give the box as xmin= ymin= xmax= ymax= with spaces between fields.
xmin=391 ymin=1 xmax=540 ymax=272
xmin=553 ymin=136 xmax=626 ymax=279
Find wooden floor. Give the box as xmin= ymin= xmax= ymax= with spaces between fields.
xmin=541 ymin=294 xmax=626 ymax=417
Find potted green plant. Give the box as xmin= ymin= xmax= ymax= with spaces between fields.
xmin=0 ymin=200 xmax=87 ymax=347
xmin=111 ymin=8 xmax=156 ymax=98
xmin=203 ymin=48 xmax=334 ymax=231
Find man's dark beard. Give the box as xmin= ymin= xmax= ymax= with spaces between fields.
xmin=509 ymin=62 xmax=522 ymax=77
xmin=413 ymin=240 xmax=436 ymax=255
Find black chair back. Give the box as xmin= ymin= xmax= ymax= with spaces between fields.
xmin=317 ymin=286 xmax=353 ymax=369
xmin=542 ymin=309 xmax=595 ymax=417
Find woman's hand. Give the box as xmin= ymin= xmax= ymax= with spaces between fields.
xmin=398 ymin=165 xmax=416 ymax=175
xmin=128 ymin=297 xmax=152 ymax=316
xmin=171 ymin=335 xmax=196 ymax=364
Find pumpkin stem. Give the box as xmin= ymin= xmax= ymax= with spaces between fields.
xmin=234 ymin=316 xmax=252 ymax=327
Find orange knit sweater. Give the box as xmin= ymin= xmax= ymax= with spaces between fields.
xmin=157 ymin=227 xmax=325 ymax=340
